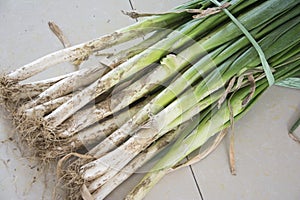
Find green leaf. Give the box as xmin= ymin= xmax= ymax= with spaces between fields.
xmin=275 ymin=77 xmax=300 ymax=89
xmin=210 ymin=0 xmax=275 ymax=86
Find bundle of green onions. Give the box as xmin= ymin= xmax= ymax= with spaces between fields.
xmin=1 ymin=0 xmax=300 ymax=199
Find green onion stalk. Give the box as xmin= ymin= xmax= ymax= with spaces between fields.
xmin=43 ymin=0 xmax=258 ymax=128
xmin=77 ymin=0 xmax=300 ymax=180
xmin=0 ymin=0 xmax=207 ymax=110
xmin=125 ymin=59 xmax=300 ymax=200
xmin=78 ymin=0 xmax=299 ymax=161
xmin=0 ymin=2 xmax=210 ymax=157
xmin=0 ymin=0 xmax=299 ymax=199
xmin=71 ymin=1 xmax=300 ymax=199
xmin=1 ymin=0 xmax=270 ymax=162
xmin=79 ymin=46 xmax=300 ymax=200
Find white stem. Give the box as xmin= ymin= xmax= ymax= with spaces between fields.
xmin=74 ymin=117 xmax=119 ymax=150
xmin=75 ymin=54 xmax=194 ymax=157
xmin=80 ymin=146 xmax=135 ymax=182
xmin=86 ymin=120 xmax=141 ymax=158
xmin=90 ymin=130 xmax=178 ymax=199
xmin=7 ymin=47 xmax=89 ymax=81
xmin=85 ymin=97 xmax=161 ymax=158
xmin=24 ymin=64 xmax=106 ymax=109
xmin=59 ymin=99 xmax=111 ymax=138
xmin=19 ymin=72 xmax=71 ymax=86
xmin=89 ymin=92 xmax=223 ymax=175
xmin=80 ymin=108 xmax=198 ymax=186
xmin=10 ymin=72 xmax=75 ymax=101
xmin=80 ymin=122 xmax=161 ymax=183
xmin=6 ymin=75 xmax=70 ymax=102
xmin=59 ymin=97 xmax=149 ymax=154
xmin=81 ymin=100 xmax=166 ymax=160
xmin=60 ymin=56 xmax=179 ymax=138
xmin=44 ymin=77 xmax=99 ymax=126
xmin=23 ymin=95 xmax=72 ymax=117
xmin=110 ymin=54 xmax=183 ymax=112
xmin=44 ymin=29 xmax=182 ymax=127
xmin=10 ymin=84 xmax=49 ymax=101
xmin=6 ymin=28 xmax=152 ymax=82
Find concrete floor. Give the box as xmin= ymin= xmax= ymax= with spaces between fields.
xmin=0 ymin=1 xmax=299 ymax=199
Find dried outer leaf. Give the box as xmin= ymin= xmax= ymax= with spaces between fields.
xmin=229 ymin=129 xmax=236 ymax=175
xmin=171 ymin=128 xmax=228 ymax=171
xmin=121 ymin=2 xmax=230 ymax=19
xmin=242 ymin=74 xmax=256 ymax=106
xmin=191 ymin=2 xmax=230 ymax=18
xmin=227 ymin=95 xmax=236 ymax=175
xmin=48 ymin=21 xmax=71 ymax=48
xmin=218 ymin=76 xmax=236 ymax=109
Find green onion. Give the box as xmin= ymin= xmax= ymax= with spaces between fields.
xmin=0 ymin=0 xmax=299 ymax=199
